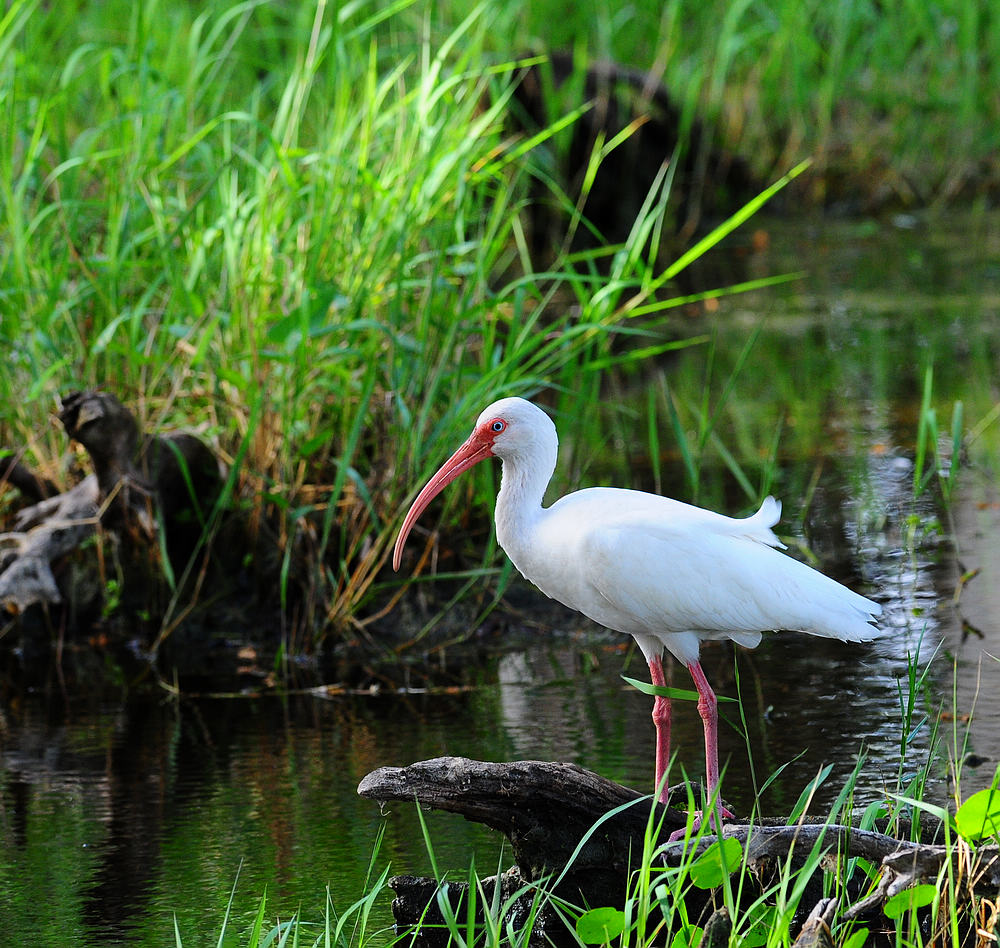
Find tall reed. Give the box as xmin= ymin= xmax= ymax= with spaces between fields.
xmin=2 ymin=0 xmax=809 ymax=643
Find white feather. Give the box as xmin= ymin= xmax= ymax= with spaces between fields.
xmin=485 ymin=398 xmax=882 ymax=668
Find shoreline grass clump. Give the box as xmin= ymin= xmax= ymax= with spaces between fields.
xmin=0 ymin=0 xmax=557 ymax=638
xmin=174 ymin=654 xmax=999 ymax=948
xmin=1 ymin=0 xmax=810 ymax=647
xmin=2 ymin=0 xmax=991 ymax=654
xmin=179 ymin=761 xmax=1000 ymax=946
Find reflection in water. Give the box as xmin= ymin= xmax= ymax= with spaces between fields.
xmin=946 ymin=474 xmax=1000 ymax=791
xmin=79 ymin=703 xmax=169 ymax=936
xmin=0 ymin=693 xmax=497 ymax=944
xmin=2 ymin=212 xmax=1000 ymax=945
xmin=0 ymin=493 xmax=993 ymax=945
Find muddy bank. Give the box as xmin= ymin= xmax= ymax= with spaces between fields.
xmin=0 ymin=389 xmax=601 ymax=698
xmin=0 ymin=389 xmax=566 ymax=699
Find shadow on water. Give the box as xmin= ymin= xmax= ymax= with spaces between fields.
xmin=2 ymin=211 xmax=1000 ymax=944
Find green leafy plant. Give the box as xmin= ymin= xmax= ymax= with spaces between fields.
xmin=914 ymin=363 xmax=965 ymax=504
xmin=955 ymin=778 xmax=1000 ymax=842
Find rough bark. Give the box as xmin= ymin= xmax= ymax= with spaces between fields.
xmin=0 ymin=391 xmax=221 ymax=615
xmin=359 ymin=757 xmax=1000 ymax=946
xmin=0 ymin=475 xmax=99 ymax=611
xmin=359 ymin=756 xmax=688 ymax=877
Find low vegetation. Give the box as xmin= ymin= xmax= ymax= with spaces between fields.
xmin=176 ymin=655 xmax=1000 ymax=947
xmin=3 ymin=3 xmax=997 ymax=946
xmin=3 ymin=0 xmax=994 ymax=647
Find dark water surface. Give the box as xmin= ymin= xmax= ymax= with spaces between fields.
xmin=2 ymin=212 xmax=1000 ymax=944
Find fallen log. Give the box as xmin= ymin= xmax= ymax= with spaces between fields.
xmin=359 ymin=756 xmax=687 ymax=876
xmin=358 ymin=758 xmax=694 ymax=945
xmin=358 ymin=757 xmax=999 ymax=946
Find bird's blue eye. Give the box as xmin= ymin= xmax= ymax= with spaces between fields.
xmin=491 ymin=420 xmax=505 ymax=432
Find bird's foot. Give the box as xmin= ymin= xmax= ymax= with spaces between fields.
xmin=667 ymin=803 xmax=734 ymax=842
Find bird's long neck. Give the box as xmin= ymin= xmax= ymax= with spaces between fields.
xmin=493 ymin=442 xmax=556 ymax=564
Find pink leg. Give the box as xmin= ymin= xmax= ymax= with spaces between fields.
xmin=687 ymin=659 xmax=722 ymax=825
xmin=648 ymin=655 xmax=671 ymax=803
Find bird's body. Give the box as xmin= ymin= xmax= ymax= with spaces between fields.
xmin=393 ymin=396 xmax=883 ymax=823
xmin=499 ymin=485 xmax=879 ymax=667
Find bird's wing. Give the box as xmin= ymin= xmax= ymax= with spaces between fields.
xmin=575 ymin=505 xmax=879 ymax=648
xmin=579 ymin=516 xmax=786 ymax=636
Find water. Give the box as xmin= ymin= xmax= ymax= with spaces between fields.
xmin=2 ymin=212 xmax=1000 ymax=944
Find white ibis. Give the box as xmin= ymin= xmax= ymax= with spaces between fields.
xmin=393 ymin=396 xmax=883 ymax=823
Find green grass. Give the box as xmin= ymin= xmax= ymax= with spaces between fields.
xmin=0 ymin=0 xmax=810 ymax=644
xmin=1 ymin=0 xmax=996 ymax=650
xmin=507 ymin=0 xmax=1000 ymax=206
xmin=176 ymin=653 xmax=1000 ymax=947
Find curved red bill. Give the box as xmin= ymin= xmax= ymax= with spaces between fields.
xmin=392 ymin=430 xmax=494 ymax=571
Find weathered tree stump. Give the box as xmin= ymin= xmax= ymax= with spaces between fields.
xmin=359 ymin=756 xmax=687 ymax=876
xmin=58 ymin=390 xmax=222 ymax=563
xmin=359 ymin=757 xmax=690 ymax=945
xmin=358 ymin=757 xmax=1000 ymax=946
xmin=0 ymin=474 xmax=100 ymax=613
xmin=1 ymin=390 xmax=221 ymax=617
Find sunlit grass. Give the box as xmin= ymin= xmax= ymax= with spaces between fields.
xmin=2 ymin=0 xmax=997 ymax=654
xmin=1 ymin=0 xmax=818 ymax=646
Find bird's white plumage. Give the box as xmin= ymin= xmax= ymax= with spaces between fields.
xmin=395 ymin=395 xmax=884 ymax=813
xmin=482 ymin=397 xmax=881 ymax=667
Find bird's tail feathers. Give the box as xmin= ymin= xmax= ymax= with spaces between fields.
xmin=828 ymin=615 xmax=883 ymax=642
xmin=804 ymin=595 xmax=883 ymax=643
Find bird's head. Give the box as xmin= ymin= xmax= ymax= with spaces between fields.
xmin=471 ymin=396 xmax=556 ymax=464
xmin=392 ymin=397 xmax=556 ymax=571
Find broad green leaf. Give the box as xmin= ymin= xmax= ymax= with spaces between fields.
xmin=842 ymin=929 xmax=870 ymax=948
xmin=883 ymin=884 xmax=938 ymax=919
xmin=689 ymin=837 xmax=743 ymax=888
xmin=955 ymin=785 xmax=1000 ymax=841
xmin=670 ymin=925 xmax=704 ymax=948
xmin=575 ymin=906 xmax=626 ymax=944
xmin=741 ymin=904 xmax=778 ymax=947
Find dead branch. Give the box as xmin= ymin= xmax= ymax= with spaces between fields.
xmin=0 ymin=475 xmax=98 ymax=611
xmin=358 ymin=756 xmax=1000 ymax=943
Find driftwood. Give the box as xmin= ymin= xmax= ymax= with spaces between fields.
xmin=359 ymin=757 xmax=1000 ymax=946
xmin=790 ymin=898 xmax=837 ymax=948
xmin=360 ymin=756 xmax=686 ymax=875
xmin=57 ymin=390 xmax=221 ymax=551
xmin=1 ymin=391 xmax=221 ymax=616
xmin=358 ymin=758 xmax=688 ymax=945
xmin=0 ymin=475 xmax=99 ymax=611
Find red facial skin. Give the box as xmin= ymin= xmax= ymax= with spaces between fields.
xmin=392 ymin=417 xmax=506 ymax=571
